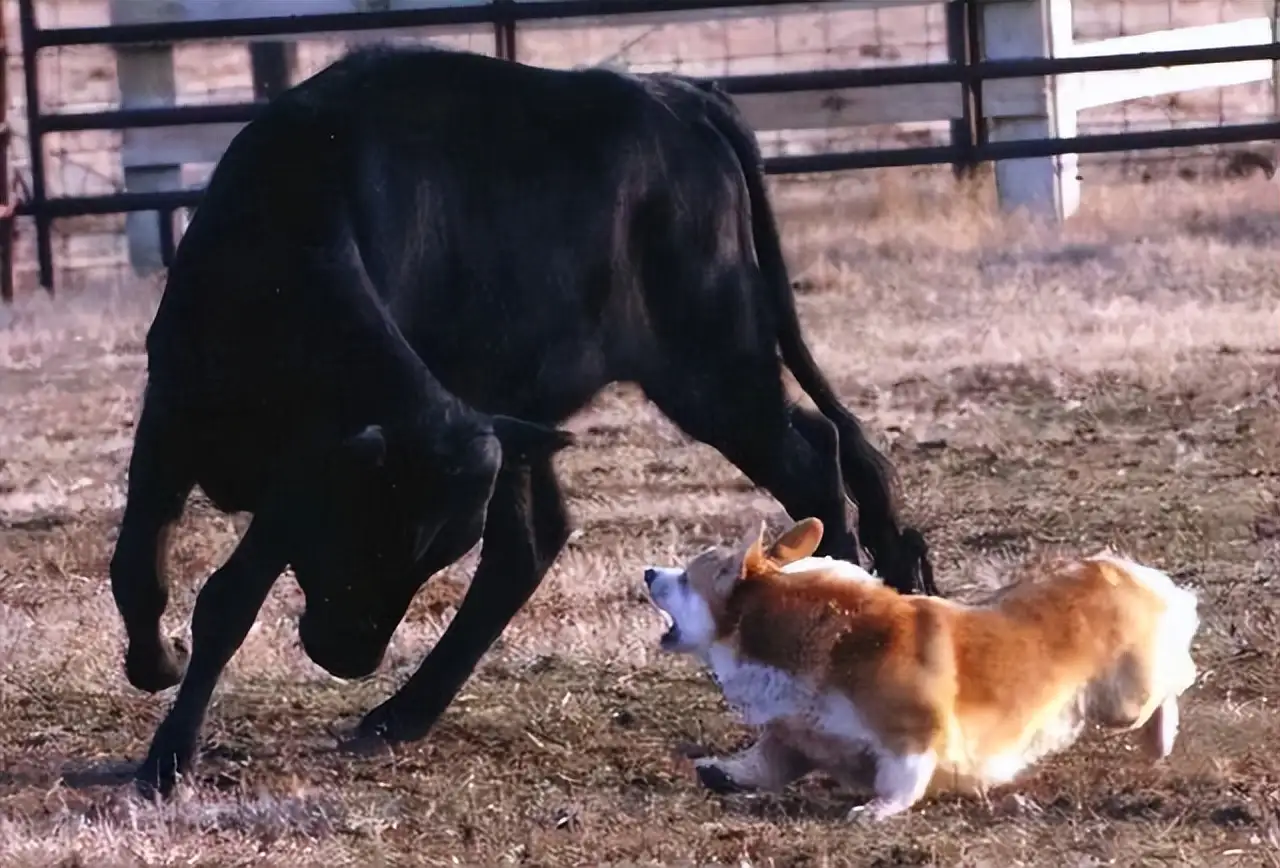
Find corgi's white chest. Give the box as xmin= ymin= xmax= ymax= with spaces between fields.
xmin=705 ymin=644 xmax=814 ymax=725
xmin=704 ymin=644 xmax=881 ymax=758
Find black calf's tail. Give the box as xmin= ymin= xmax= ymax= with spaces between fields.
xmin=693 ymin=81 xmax=938 ymax=596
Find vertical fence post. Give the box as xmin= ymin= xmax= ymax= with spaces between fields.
xmin=250 ymin=41 xmax=295 ymax=100
xmin=17 ymin=0 xmax=52 ymax=292
xmin=493 ymin=0 xmax=517 ymax=60
xmin=947 ymin=0 xmax=983 ymax=180
xmin=979 ymin=0 xmax=1078 ymax=219
xmin=947 ymin=0 xmax=976 ymax=179
xmin=110 ymin=0 xmax=180 ymax=276
xmin=0 ymin=7 xmax=14 ymax=302
xmin=1271 ymin=0 xmax=1279 ymax=125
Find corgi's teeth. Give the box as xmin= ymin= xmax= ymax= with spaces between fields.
xmin=660 ymin=611 xmax=674 ymax=628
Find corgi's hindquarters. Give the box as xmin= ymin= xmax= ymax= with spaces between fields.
xmin=1093 ymin=555 xmax=1200 ymax=682
xmin=1138 ymin=560 xmax=1199 ymax=753
xmin=1091 ymin=555 xmax=1199 ymax=759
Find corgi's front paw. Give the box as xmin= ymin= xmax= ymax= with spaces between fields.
xmin=847 ymin=797 xmax=913 ymax=822
xmin=694 ymin=758 xmax=745 ymax=794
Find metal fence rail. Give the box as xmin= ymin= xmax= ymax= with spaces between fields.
xmin=10 ymin=0 xmax=1280 ymax=294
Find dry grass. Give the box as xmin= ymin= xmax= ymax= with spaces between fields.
xmin=3 ymin=170 xmax=1280 ymax=865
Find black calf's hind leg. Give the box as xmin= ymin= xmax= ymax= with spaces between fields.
xmin=110 ymin=393 xmax=195 ymax=693
xmin=788 ymin=405 xmax=936 ymax=595
xmin=644 ymin=365 xmax=859 ymax=563
xmin=785 ymin=404 xmax=865 ymax=564
xmin=357 ymin=458 xmax=570 ymax=744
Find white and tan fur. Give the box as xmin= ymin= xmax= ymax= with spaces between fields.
xmin=643 ymin=518 xmax=1200 ymax=819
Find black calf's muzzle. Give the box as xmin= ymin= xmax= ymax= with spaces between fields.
xmin=298 ymin=611 xmax=391 ymax=680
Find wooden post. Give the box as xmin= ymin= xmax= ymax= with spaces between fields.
xmin=1271 ymin=0 xmax=1279 ymax=125
xmin=979 ymin=0 xmax=1078 ymax=220
xmin=0 ymin=8 xmax=14 ymax=303
xmin=947 ymin=0 xmax=978 ymax=179
xmin=111 ymin=0 xmax=181 ymax=276
xmin=250 ymin=41 xmax=296 ymax=100
xmin=493 ymin=0 xmax=517 ymax=61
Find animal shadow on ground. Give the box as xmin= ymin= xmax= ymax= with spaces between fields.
xmin=698 ymin=753 xmax=1241 ymax=830
xmin=58 ymin=759 xmax=141 ymax=789
xmin=11 ymin=739 xmax=282 ymax=796
xmin=708 ymin=782 xmax=873 ymax=824
xmin=0 ymin=759 xmax=138 ymax=792
xmin=312 ymin=709 xmax=544 ymax=764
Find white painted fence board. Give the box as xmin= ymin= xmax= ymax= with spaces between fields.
xmin=1063 ymin=19 xmax=1276 ymax=112
xmin=727 ymin=78 xmax=1043 ymax=131
xmin=1058 ymin=18 xmax=1273 ymax=59
xmin=1072 ymin=60 xmax=1273 ymax=112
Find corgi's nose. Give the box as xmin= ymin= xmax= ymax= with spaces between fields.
xmin=643 ymin=568 xmax=657 ymax=588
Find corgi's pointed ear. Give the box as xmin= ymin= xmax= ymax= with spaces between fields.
xmin=768 ymin=517 xmax=824 ymax=565
xmin=739 ymin=519 xmax=769 ymax=577
xmin=736 ymin=519 xmax=767 ymax=553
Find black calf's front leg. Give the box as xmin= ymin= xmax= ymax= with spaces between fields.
xmin=356 ymin=458 xmax=569 ymax=744
xmin=110 ymin=391 xmax=196 ymax=693
xmin=135 ymin=515 xmax=287 ymax=799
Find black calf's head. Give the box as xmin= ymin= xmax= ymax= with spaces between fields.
xmin=282 ymin=413 xmax=573 ymax=679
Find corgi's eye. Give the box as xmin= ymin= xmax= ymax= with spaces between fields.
xmin=678 ymin=573 xmax=689 ymax=588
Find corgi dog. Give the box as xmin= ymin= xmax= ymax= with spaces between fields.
xmin=643 ymin=517 xmax=1200 ymax=820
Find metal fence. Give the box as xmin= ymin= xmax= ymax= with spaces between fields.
xmin=5 ymin=0 xmax=1280 ymax=297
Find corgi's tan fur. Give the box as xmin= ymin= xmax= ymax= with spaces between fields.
xmin=643 ymin=518 xmax=1200 ymax=819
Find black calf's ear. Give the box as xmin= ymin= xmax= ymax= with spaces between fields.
xmin=345 ymin=424 xmax=387 ymax=468
xmin=491 ymin=415 xmax=575 ymax=465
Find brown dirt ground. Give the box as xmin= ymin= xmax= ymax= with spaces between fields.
xmin=2 ymin=171 xmax=1280 ymax=866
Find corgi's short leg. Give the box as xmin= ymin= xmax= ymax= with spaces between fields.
xmin=850 ymin=750 xmax=937 ymax=821
xmin=694 ymin=725 xmax=812 ymax=794
xmin=1137 ymin=695 xmax=1180 ymax=760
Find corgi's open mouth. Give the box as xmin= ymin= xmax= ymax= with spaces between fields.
xmin=646 ymin=593 xmax=678 ymax=648
xmin=657 ymin=609 xmax=678 ymax=648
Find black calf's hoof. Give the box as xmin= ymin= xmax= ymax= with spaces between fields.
xmin=695 ymin=763 xmax=742 ymax=794
xmin=133 ymin=752 xmax=186 ymax=801
xmin=133 ymin=772 xmax=167 ymax=803
xmin=133 ymin=723 xmax=196 ymax=801
xmin=330 ymin=720 xmax=396 ymax=758
xmin=355 ymin=701 xmax=436 ymax=746
xmin=901 ymin=527 xmax=939 ymax=597
xmin=125 ymin=637 xmax=189 ymax=694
